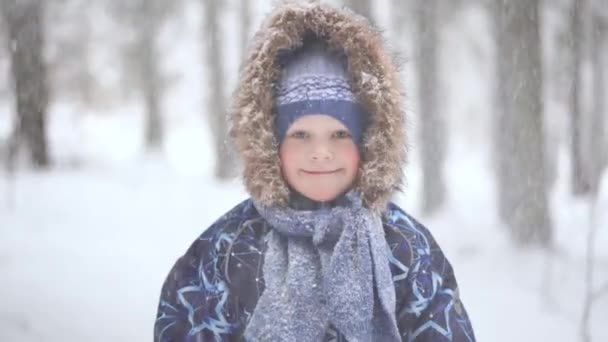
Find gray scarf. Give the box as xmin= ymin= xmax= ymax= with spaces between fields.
xmin=245 ymin=191 xmax=400 ymax=341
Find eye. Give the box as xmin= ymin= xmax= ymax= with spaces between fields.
xmin=289 ymin=130 xmax=309 ymax=139
xmin=332 ymin=130 xmax=352 ymax=139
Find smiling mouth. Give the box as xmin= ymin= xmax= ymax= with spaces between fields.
xmin=301 ymin=169 xmax=341 ymax=175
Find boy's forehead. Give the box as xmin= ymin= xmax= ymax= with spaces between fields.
xmin=288 ymin=114 xmax=348 ymax=129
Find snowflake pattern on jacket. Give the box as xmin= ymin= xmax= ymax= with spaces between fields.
xmin=154 ymin=199 xmax=475 ymax=342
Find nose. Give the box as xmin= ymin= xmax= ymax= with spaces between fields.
xmin=310 ymin=143 xmax=333 ymax=161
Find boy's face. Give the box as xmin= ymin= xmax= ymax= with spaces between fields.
xmin=279 ymin=114 xmax=360 ymax=202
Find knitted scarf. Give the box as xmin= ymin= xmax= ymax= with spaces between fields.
xmin=245 ymin=190 xmax=400 ymax=341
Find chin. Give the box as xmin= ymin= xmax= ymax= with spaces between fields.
xmin=303 ymin=191 xmax=341 ymax=202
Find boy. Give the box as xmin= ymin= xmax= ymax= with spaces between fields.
xmin=155 ymin=3 xmax=475 ymax=341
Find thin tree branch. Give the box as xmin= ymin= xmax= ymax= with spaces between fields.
xmin=580 ymin=184 xmax=599 ymax=342
xmin=592 ymin=282 xmax=608 ymax=301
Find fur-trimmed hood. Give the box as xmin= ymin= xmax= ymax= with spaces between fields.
xmin=229 ymin=1 xmax=406 ymax=213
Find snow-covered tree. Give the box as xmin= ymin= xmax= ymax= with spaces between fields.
xmin=202 ymin=0 xmax=234 ymax=179
xmin=108 ymin=0 xmax=179 ymax=151
xmin=493 ymin=0 xmax=552 ymax=246
xmin=568 ymin=0 xmax=590 ymax=195
xmin=1 ymin=0 xmax=50 ymax=168
xmin=344 ymin=0 xmax=373 ymax=21
xmin=240 ymin=0 xmax=251 ymax=61
xmin=415 ymin=0 xmax=446 ymax=214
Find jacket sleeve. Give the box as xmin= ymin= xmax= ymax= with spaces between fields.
xmin=154 ymin=229 xmax=237 ymax=342
xmin=395 ymin=217 xmax=476 ymax=341
xmin=154 ymin=253 xmax=195 ymax=341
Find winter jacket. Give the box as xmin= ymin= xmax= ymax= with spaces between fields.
xmin=155 ymin=3 xmax=475 ymax=341
xmin=155 ymin=199 xmax=474 ymax=341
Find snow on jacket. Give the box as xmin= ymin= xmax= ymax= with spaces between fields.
xmin=155 ymin=3 xmax=475 ymax=341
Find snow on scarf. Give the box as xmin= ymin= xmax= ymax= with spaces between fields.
xmin=246 ymin=190 xmax=400 ymax=341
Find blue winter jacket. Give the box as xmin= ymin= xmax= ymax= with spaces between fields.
xmin=154 ymin=199 xmax=475 ymax=341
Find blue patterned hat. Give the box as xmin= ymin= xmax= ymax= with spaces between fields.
xmin=274 ymin=38 xmax=367 ymax=145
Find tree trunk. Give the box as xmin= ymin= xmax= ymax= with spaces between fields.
xmin=589 ymin=9 xmax=607 ymax=195
xmin=493 ymin=0 xmax=552 ymax=246
xmin=140 ymin=0 xmax=163 ymax=150
xmin=390 ymin=0 xmax=405 ymax=41
xmin=416 ymin=0 xmax=446 ymax=214
xmin=142 ymin=42 xmax=163 ymax=150
xmin=492 ymin=0 xmax=515 ymax=225
xmin=202 ymin=0 xmax=234 ymax=179
xmin=570 ymin=0 xmax=592 ymax=195
xmin=344 ymin=0 xmax=373 ymax=22
xmin=240 ymin=0 xmax=251 ymax=61
xmin=2 ymin=0 xmax=50 ymax=168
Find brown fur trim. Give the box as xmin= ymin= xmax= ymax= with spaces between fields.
xmin=229 ymin=1 xmax=407 ymax=213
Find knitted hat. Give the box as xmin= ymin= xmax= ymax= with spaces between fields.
xmin=274 ymin=38 xmax=367 ymax=145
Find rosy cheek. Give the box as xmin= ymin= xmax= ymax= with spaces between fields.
xmin=279 ymin=144 xmax=298 ymax=173
xmin=342 ymin=143 xmax=360 ymax=168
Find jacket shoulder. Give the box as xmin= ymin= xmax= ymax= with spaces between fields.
xmin=382 ymin=202 xmax=450 ymax=283
xmin=383 ymin=202 xmax=439 ymax=247
xmin=176 ymin=198 xmax=270 ymax=288
xmin=187 ymin=199 xmax=261 ymax=255
xmin=155 ymin=198 xmax=267 ymax=341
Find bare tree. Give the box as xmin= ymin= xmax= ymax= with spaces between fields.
xmin=569 ymin=0 xmax=592 ymax=195
xmin=415 ymin=0 xmax=445 ymax=214
xmin=492 ymin=0 xmax=513 ymax=227
xmin=588 ymin=6 xmax=607 ymax=195
xmin=46 ymin=0 xmax=97 ymax=107
xmin=240 ymin=0 xmax=251 ymax=61
xmin=390 ymin=0 xmax=411 ymax=45
xmin=139 ymin=0 xmax=164 ymax=150
xmin=493 ymin=0 xmax=552 ymax=246
xmin=109 ymin=0 xmax=177 ymax=151
xmin=580 ymin=188 xmax=608 ymax=342
xmin=1 ymin=0 xmax=50 ymax=168
xmin=344 ymin=0 xmax=373 ymax=22
xmin=561 ymin=2 xmax=606 ymax=340
xmin=0 ymin=10 xmax=8 ymax=101
xmin=202 ymin=0 xmax=234 ymax=179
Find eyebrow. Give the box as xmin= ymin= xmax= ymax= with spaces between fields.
xmin=288 ymin=126 xmax=349 ymax=132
